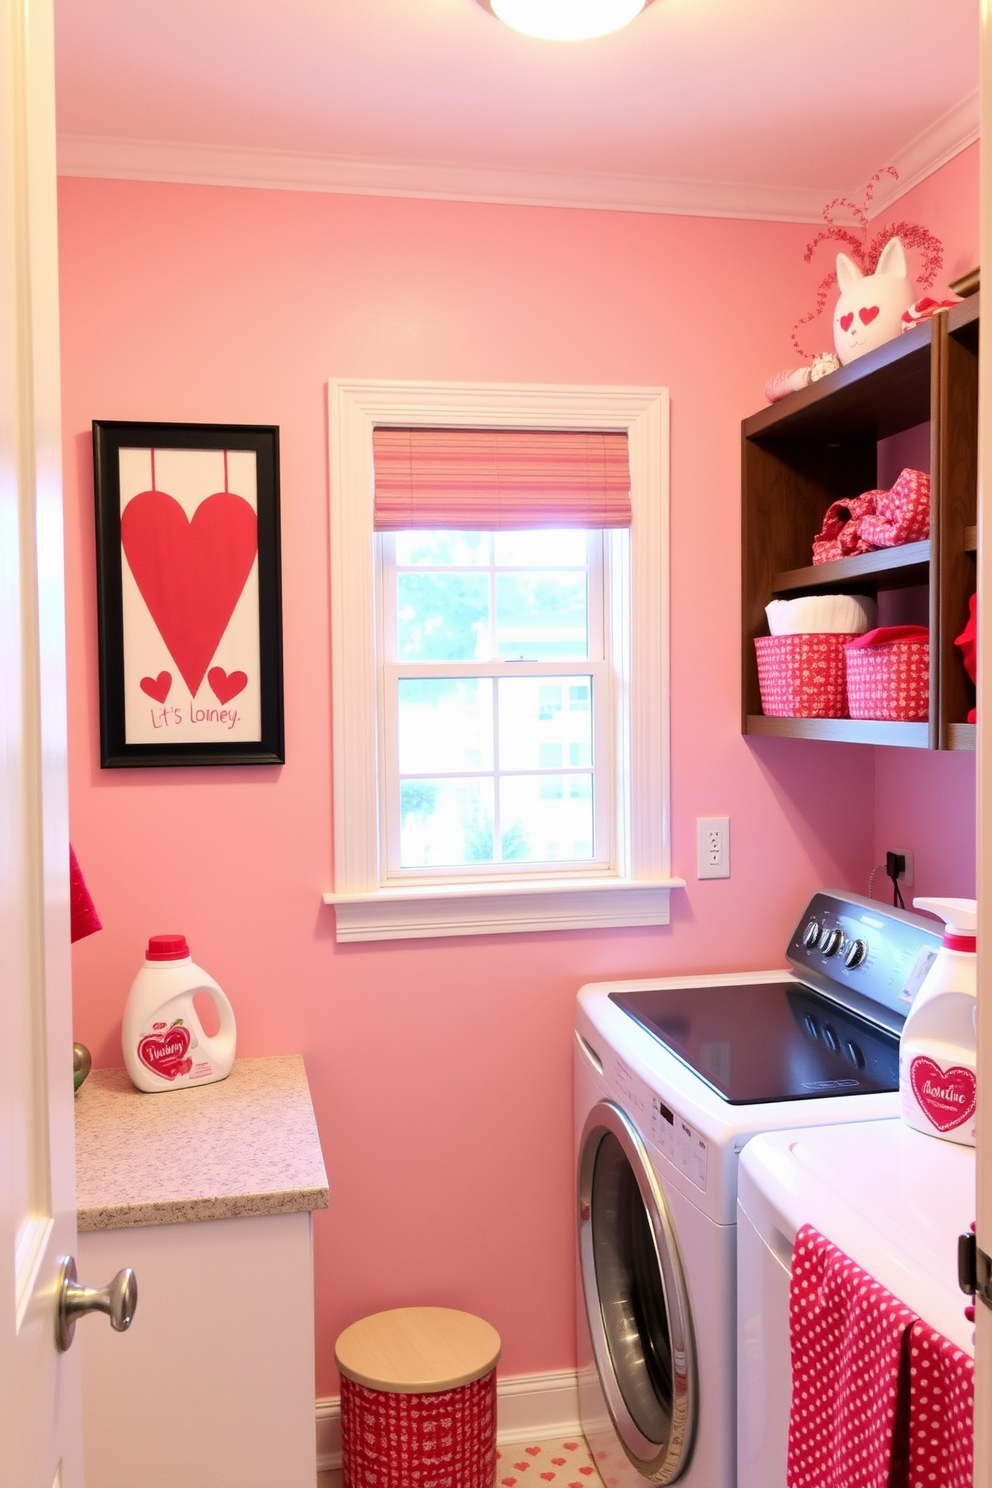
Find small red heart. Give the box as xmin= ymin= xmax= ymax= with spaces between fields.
xmin=910 ymin=1056 xmax=976 ymax=1132
xmin=501 ymin=1480 xmax=517 ymax=1487
xmin=563 ymin=1443 xmax=579 ymax=1451
xmin=839 ymin=312 xmax=854 ymax=331
xmin=514 ymin=1466 xmax=530 ymax=1474
xmin=540 ymin=1476 xmax=555 ymax=1482
xmin=553 ymin=1460 xmax=566 ymax=1468
xmin=579 ymin=1470 xmax=594 ymax=1478
xmin=140 ymin=670 xmax=172 ymax=703
xmin=859 ymin=304 xmax=880 ymax=325
xmin=526 ymin=1447 xmax=541 ymax=1456
xmin=207 ymin=666 xmax=248 ymax=704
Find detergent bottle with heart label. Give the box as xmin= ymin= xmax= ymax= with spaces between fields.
xmin=899 ymin=897 xmax=977 ymax=1147
xmin=122 ymin=934 xmax=237 ymax=1093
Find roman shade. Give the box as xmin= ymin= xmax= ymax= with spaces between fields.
xmin=372 ymin=427 xmax=631 ymax=531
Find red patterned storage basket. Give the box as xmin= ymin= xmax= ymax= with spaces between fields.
xmin=336 ymin=1307 xmax=500 ymax=1488
xmin=844 ymin=627 xmax=929 ymax=721
xmin=755 ymin=633 xmax=857 ymax=718
xmin=340 ymin=1369 xmax=496 ymax=1488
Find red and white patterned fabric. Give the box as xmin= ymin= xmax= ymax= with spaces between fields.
xmin=844 ymin=626 xmax=929 ymax=721
xmin=340 ymin=1368 xmax=497 ymax=1488
xmin=908 ymin=1323 xmax=974 ymax=1488
xmin=788 ymin=1226 xmax=975 ymax=1488
xmin=901 ymin=298 xmax=960 ymax=331
xmin=859 ymin=469 xmax=930 ymax=549
xmin=788 ymin=1225 xmax=915 ymax=1488
xmin=812 ymin=493 xmax=879 ymax=564
xmin=755 ymin=634 xmax=855 ymax=718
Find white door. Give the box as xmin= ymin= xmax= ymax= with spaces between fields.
xmin=0 ymin=0 xmax=84 ymax=1482
xmin=976 ymin=4 xmax=992 ymax=1482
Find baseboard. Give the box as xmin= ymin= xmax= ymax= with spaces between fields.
xmin=316 ymin=1369 xmax=581 ymax=1472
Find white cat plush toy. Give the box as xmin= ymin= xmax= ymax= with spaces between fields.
xmin=833 ymin=236 xmax=915 ymax=365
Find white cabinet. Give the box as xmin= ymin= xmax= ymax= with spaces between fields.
xmin=74 ymin=1057 xmax=328 ymax=1488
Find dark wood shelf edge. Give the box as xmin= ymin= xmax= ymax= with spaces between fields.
xmin=965 ymin=525 xmax=977 ymax=553
xmin=771 ymin=541 xmax=931 ymax=594
xmin=745 ymin=715 xmax=929 ymax=747
xmin=947 ymin=722 xmax=977 ymax=751
xmin=742 ymin=320 xmax=934 ymax=439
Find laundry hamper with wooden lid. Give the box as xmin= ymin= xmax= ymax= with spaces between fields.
xmin=335 ymin=1306 xmax=501 ymax=1488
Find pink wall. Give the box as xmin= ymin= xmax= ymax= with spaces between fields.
xmin=872 ymin=144 xmax=979 ymax=900
xmin=58 ymin=150 xmax=974 ymax=1393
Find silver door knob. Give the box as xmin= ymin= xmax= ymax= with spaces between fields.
xmin=55 ymin=1255 xmax=137 ymax=1352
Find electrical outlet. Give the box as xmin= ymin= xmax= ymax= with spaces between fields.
xmin=888 ymin=848 xmax=914 ymax=888
xmin=697 ymin=816 xmax=730 ymax=879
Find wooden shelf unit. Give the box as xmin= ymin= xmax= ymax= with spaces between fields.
xmin=742 ymin=297 xmax=978 ymax=750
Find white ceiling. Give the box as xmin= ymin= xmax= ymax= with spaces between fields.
xmin=53 ymin=0 xmax=980 ymax=221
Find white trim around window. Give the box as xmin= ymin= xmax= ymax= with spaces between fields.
xmin=323 ymin=379 xmax=684 ymax=942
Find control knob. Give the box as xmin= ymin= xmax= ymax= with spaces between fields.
xmin=802 ymin=921 xmax=821 ymax=949
xmin=819 ymin=927 xmax=843 ymax=957
xmin=844 ymin=938 xmax=868 ymax=970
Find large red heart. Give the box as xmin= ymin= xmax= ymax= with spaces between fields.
xmin=839 ymin=312 xmax=854 ymax=332
xmin=140 ymin=671 xmax=172 ymax=703
xmin=859 ymin=304 xmax=880 ymax=325
xmin=137 ymin=1022 xmax=193 ymax=1081
xmin=208 ymin=667 xmax=248 ymax=704
xmin=910 ymin=1056 xmax=976 ymax=1132
xmin=121 ymin=490 xmax=257 ymax=698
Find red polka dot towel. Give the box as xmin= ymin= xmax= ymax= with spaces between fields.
xmin=788 ymin=1225 xmax=974 ymax=1488
xmin=788 ymin=1225 xmax=914 ymax=1488
xmin=908 ymin=1324 xmax=974 ymax=1488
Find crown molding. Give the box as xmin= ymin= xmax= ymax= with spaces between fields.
xmin=863 ymin=88 xmax=980 ymax=218
xmin=56 ymin=89 xmax=979 ymax=224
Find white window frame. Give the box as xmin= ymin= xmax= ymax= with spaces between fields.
xmin=379 ymin=530 xmax=612 ymax=881
xmin=323 ymin=379 xmax=683 ymax=941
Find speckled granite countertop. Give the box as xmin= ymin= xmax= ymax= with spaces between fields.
xmin=75 ymin=1055 xmax=329 ymax=1231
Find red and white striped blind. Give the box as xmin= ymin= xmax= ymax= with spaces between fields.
xmin=372 ymin=427 xmax=631 ymax=531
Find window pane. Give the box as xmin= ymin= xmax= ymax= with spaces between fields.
xmin=497 ymin=676 xmax=592 ymax=771
xmin=495 ymin=574 xmax=588 ymax=659
xmin=494 ymin=529 xmax=588 ymax=567
xmin=399 ymin=778 xmax=495 ymax=867
xmin=397 ymin=572 xmax=490 ymax=660
xmin=395 ymin=532 xmax=490 ymax=566
xmin=499 ymin=775 xmax=594 ymax=861
xmin=398 ymin=679 xmax=494 ymax=773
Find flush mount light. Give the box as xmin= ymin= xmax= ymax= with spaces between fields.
xmin=477 ymin=0 xmax=658 ymax=41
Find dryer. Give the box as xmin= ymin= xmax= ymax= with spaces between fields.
xmin=573 ymin=891 xmax=942 ymax=1487
xmin=737 ymin=1119 xmax=975 ymax=1488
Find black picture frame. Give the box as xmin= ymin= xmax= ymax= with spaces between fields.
xmin=93 ymin=420 xmax=285 ymax=767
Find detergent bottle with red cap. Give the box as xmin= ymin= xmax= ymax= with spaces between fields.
xmin=121 ymin=934 xmax=237 ymax=1093
xmin=899 ymin=897 xmax=977 ymax=1147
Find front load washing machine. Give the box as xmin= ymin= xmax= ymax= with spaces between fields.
xmin=573 ymin=891 xmax=942 ymax=1487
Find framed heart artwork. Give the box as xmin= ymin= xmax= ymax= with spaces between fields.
xmin=93 ymin=421 xmax=285 ymax=766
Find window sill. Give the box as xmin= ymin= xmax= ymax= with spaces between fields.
xmin=322 ymin=876 xmax=686 ymax=942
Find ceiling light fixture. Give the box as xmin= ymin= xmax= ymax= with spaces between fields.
xmin=477 ymin=0 xmax=658 ymax=42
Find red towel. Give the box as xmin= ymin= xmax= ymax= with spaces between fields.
xmin=789 ymin=1225 xmax=975 ymax=1488
xmin=789 ymin=1224 xmax=915 ymax=1487
xmin=69 ymin=844 xmax=102 ymax=943
xmin=955 ymin=593 xmax=977 ymax=724
xmin=908 ymin=1323 xmax=974 ymax=1488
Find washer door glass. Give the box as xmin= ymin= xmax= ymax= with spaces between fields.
xmin=578 ymin=1101 xmax=696 ymax=1483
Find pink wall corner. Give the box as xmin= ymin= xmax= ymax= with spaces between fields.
xmin=57 ymin=158 xmax=974 ymax=1394
xmin=869 ymin=141 xmax=979 ymax=902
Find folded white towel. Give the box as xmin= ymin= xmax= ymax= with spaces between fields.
xmin=765 ymin=594 xmax=877 ymax=636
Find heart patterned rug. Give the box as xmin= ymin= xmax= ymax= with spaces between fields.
xmin=496 ymin=1437 xmax=605 ymax=1487
xmin=317 ymin=1435 xmax=606 ymax=1487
